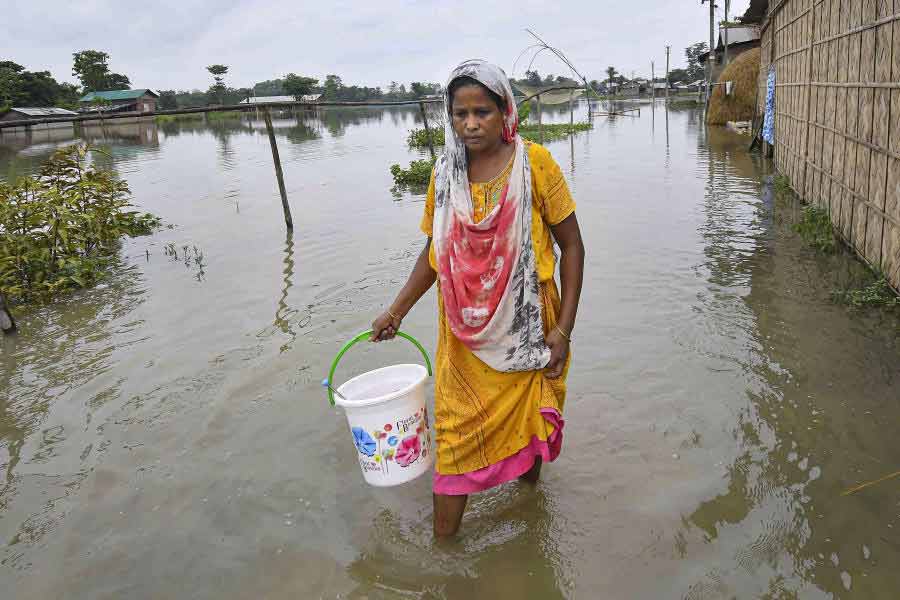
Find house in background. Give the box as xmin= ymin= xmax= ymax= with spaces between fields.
xmin=79 ymin=89 xmax=159 ymax=114
xmin=697 ymin=24 xmax=762 ymax=82
xmin=0 ymin=107 xmax=79 ymax=133
xmin=240 ymin=94 xmax=322 ymax=105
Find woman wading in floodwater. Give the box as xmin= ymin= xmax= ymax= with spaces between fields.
xmin=371 ymin=60 xmax=584 ymax=536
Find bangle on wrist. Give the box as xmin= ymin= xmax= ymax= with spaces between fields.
xmin=388 ymin=309 xmax=403 ymax=322
xmin=555 ymin=324 xmax=571 ymax=342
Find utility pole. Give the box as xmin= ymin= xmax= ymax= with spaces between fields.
xmin=723 ymin=0 xmax=730 ymax=66
xmin=651 ymin=61 xmax=656 ymax=100
xmin=665 ymin=45 xmax=671 ymax=103
xmin=702 ymin=0 xmax=716 ymax=103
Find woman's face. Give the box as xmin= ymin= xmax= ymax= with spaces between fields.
xmin=450 ymin=84 xmax=505 ymax=153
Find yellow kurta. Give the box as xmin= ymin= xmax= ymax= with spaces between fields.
xmin=420 ymin=141 xmax=576 ymax=475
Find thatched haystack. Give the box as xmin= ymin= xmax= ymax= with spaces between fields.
xmin=706 ymin=47 xmax=761 ymax=125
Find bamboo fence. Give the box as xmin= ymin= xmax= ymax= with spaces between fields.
xmin=759 ymin=0 xmax=900 ymax=290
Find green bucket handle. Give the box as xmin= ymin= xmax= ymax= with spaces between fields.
xmin=325 ymin=330 xmax=432 ymax=406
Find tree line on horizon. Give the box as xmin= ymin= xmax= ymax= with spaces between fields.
xmin=2 ymin=41 xmax=709 ymax=114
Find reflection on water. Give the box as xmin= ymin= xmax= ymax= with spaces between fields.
xmin=1 ymin=103 xmax=899 ymax=598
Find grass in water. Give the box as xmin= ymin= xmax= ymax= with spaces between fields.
xmin=206 ymin=110 xmax=242 ymax=121
xmin=518 ymin=122 xmax=592 ymax=142
xmin=832 ymin=277 xmax=900 ymax=308
xmin=154 ymin=113 xmax=204 ymax=124
xmin=793 ymin=205 xmax=836 ymax=254
xmin=773 ymin=174 xmax=793 ymax=195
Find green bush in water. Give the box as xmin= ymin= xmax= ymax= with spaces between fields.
xmin=390 ymin=157 xmax=436 ymax=186
xmin=793 ymin=205 xmax=836 ymax=254
xmin=0 ymin=144 xmax=160 ymax=301
xmin=407 ymin=127 xmax=445 ymax=148
xmin=832 ymin=278 xmax=900 ymax=308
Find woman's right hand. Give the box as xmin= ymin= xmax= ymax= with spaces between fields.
xmin=370 ymin=310 xmax=403 ymax=342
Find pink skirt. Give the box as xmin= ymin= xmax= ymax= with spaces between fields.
xmin=432 ymin=407 xmax=564 ymax=495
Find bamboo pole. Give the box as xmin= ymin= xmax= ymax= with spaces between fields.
xmin=0 ymin=292 xmax=15 ymax=334
xmin=537 ymin=95 xmax=543 ymax=144
xmin=418 ymin=101 xmax=435 ymax=159
xmin=262 ymin=107 xmax=293 ymax=231
xmin=569 ymin=89 xmax=574 ymax=131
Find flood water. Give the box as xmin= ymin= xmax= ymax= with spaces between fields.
xmin=2 ymin=103 xmax=899 ymax=599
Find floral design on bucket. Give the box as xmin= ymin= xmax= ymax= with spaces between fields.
xmin=394 ymin=435 xmax=422 ymax=467
xmin=351 ymin=427 xmax=377 ymax=457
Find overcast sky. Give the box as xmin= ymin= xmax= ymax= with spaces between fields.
xmin=4 ymin=1 xmax=751 ymax=91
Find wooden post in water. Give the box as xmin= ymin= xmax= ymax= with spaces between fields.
xmin=537 ymin=95 xmax=543 ymax=144
xmin=0 ymin=292 xmax=16 ymax=334
xmin=418 ymin=101 xmax=435 ymax=159
xmin=262 ymin=107 xmax=293 ymax=231
xmin=665 ymin=45 xmax=671 ymax=104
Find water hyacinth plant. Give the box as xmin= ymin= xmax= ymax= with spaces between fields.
xmin=0 ymin=144 xmax=160 ymax=302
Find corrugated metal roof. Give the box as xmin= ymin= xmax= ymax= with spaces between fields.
xmin=239 ymin=94 xmax=322 ymax=104
xmin=80 ymin=89 xmax=158 ymax=102
xmin=10 ymin=107 xmax=79 ymax=116
xmin=718 ymin=25 xmax=760 ymax=48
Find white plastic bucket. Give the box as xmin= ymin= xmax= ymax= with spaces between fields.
xmin=336 ymin=364 xmax=433 ymax=486
xmin=325 ymin=331 xmax=434 ymax=487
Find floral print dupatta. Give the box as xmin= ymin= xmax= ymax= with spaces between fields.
xmin=432 ymin=59 xmax=550 ymax=373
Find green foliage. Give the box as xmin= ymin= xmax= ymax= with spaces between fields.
xmin=773 ymin=174 xmax=793 ymax=194
xmin=519 ymin=122 xmax=592 ymax=142
xmin=158 ymin=90 xmax=177 ymax=110
xmin=254 ymin=78 xmax=285 ymax=96
xmin=685 ymin=42 xmax=709 ymax=81
xmin=390 ymin=157 xmax=436 ymax=186
xmin=793 ymin=205 xmax=836 ymax=253
xmin=1 ymin=60 xmax=81 ymax=108
xmin=154 ymin=112 xmax=204 ymax=124
xmin=283 ymin=73 xmax=319 ymax=100
xmin=206 ymin=110 xmax=242 ymax=121
xmin=0 ymin=144 xmax=159 ymax=302
xmin=831 ymin=278 xmax=900 ymax=308
xmin=206 ymin=64 xmax=229 ymax=104
xmin=72 ymin=50 xmax=130 ymax=92
xmin=606 ymin=66 xmax=618 ymax=84
xmin=517 ymin=101 xmax=531 ymax=123
xmin=407 ymin=127 xmax=445 ymax=148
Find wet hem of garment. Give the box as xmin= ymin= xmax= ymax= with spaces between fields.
xmin=432 ymin=407 xmax=564 ymax=496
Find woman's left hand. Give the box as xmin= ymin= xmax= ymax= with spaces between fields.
xmin=544 ymin=328 xmax=570 ymax=379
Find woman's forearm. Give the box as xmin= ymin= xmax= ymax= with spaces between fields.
xmin=557 ymin=242 xmax=584 ymax=335
xmin=550 ymin=214 xmax=585 ymax=336
xmin=390 ymin=239 xmax=437 ymax=318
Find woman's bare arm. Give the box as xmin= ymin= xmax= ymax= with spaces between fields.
xmin=544 ymin=213 xmax=585 ymax=378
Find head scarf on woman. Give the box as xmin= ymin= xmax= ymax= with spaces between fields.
xmin=431 ymin=59 xmax=550 ymax=373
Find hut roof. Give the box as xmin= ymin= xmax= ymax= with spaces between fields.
xmin=79 ymin=89 xmax=158 ymax=102
xmin=9 ymin=107 xmax=79 ymax=117
xmin=717 ymin=25 xmax=761 ymax=49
